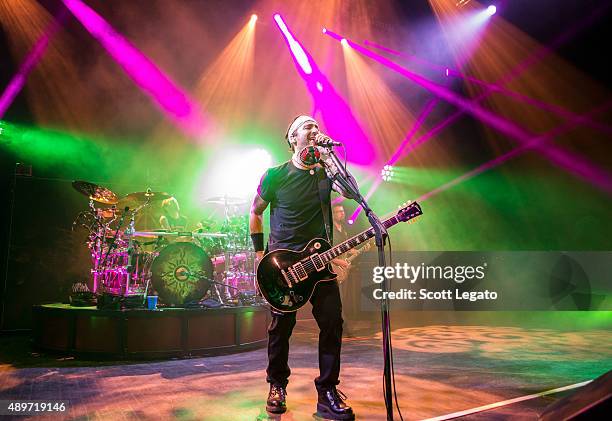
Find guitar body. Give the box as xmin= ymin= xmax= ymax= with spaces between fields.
xmin=256 ymin=238 xmax=337 ymax=312
xmin=256 ymin=201 xmax=423 ymax=313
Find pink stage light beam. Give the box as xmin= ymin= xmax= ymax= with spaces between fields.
xmin=273 ymin=14 xmax=375 ymax=165
xmin=363 ymin=41 xmax=612 ymax=135
xmin=350 ymin=5 xmax=612 ymax=219
xmin=418 ymin=99 xmax=612 ymax=202
xmin=0 ymin=10 xmax=68 ymax=118
xmin=382 ymin=2 xmax=612 ymax=164
xmin=365 ymin=1 xmax=612 ymax=168
xmin=324 ymin=29 xmax=612 ymax=195
xmin=349 ymin=97 xmax=439 ymax=220
xmin=61 ymin=0 xmax=207 ymax=138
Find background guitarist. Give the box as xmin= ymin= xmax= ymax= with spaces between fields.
xmin=249 ymin=115 xmax=355 ymax=420
xmin=332 ymin=204 xmax=356 ymax=284
xmin=332 ymin=204 xmax=355 ymax=251
xmin=332 ymin=204 xmax=361 ymax=334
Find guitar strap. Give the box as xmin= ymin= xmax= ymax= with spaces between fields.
xmin=316 ymin=167 xmax=333 ymax=244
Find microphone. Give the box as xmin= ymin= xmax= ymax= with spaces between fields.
xmin=314 ymin=133 xmax=342 ymax=147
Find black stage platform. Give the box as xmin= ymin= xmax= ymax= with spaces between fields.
xmin=32 ymin=304 xmax=271 ymax=358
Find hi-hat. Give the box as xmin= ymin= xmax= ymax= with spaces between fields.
xmin=117 ymin=191 xmax=171 ymax=209
xmin=205 ymin=196 xmax=247 ymax=206
xmin=121 ymin=191 xmax=171 ymax=203
xmin=72 ymin=180 xmax=118 ymax=205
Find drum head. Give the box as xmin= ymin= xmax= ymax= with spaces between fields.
xmin=151 ymin=242 xmax=213 ymax=306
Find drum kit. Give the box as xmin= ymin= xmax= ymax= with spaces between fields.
xmin=71 ymin=180 xmax=261 ymax=309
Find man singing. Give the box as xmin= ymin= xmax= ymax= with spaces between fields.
xmin=250 ymin=115 xmax=354 ymax=420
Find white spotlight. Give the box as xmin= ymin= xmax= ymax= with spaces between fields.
xmin=340 ymin=38 xmax=349 ymax=47
xmin=486 ymin=5 xmax=496 ymax=16
xmin=197 ymin=148 xmax=272 ymax=201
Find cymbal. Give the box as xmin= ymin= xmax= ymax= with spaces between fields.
xmin=118 ymin=191 xmax=171 ymax=207
xmin=72 ymin=180 xmax=118 ymax=205
xmin=205 ymin=196 xmax=247 ymax=206
xmin=124 ymin=191 xmax=171 ymax=202
xmin=131 ymin=231 xmax=228 ymax=238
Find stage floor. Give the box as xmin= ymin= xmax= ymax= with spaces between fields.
xmin=1 ymin=314 xmax=610 ymax=420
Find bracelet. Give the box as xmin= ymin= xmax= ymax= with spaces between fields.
xmin=250 ymin=233 xmax=264 ymax=252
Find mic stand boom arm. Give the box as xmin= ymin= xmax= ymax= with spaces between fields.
xmin=319 ymin=148 xmax=394 ymax=420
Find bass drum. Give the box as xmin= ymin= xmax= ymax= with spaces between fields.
xmin=151 ymin=242 xmax=213 ymax=306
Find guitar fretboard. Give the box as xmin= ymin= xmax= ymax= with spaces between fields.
xmin=319 ymin=214 xmax=400 ymax=263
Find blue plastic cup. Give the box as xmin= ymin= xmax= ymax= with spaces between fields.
xmin=147 ymin=295 xmax=158 ymax=310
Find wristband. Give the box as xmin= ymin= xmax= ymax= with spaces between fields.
xmin=250 ymin=233 xmax=264 ymax=252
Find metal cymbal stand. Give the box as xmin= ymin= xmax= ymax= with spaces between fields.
xmin=75 ymin=199 xmax=109 ymax=294
xmin=123 ymin=199 xmax=150 ymax=298
xmin=90 ymin=199 xmax=103 ymax=293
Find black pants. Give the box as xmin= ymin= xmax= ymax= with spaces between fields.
xmin=266 ymin=280 xmax=343 ymax=391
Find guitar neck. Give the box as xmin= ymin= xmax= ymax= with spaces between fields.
xmin=320 ymin=215 xmax=400 ymax=264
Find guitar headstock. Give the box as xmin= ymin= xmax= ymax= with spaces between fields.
xmin=396 ymin=201 xmax=422 ymax=223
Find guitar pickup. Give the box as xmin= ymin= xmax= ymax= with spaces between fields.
xmin=288 ymin=266 xmax=305 ymax=283
xmin=311 ymin=254 xmax=325 ymax=271
xmin=292 ymin=263 xmax=308 ymax=281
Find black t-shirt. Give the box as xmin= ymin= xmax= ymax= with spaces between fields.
xmin=333 ymin=223 xmax=351 ymax=246
xmin=258 ymin=161 xmax=332 ymax=251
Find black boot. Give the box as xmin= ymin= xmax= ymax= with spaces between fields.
xmin=266 ymin=384 xmax=287 ymax=414
xmin=317 ymin=387 xmax=355 ymax=420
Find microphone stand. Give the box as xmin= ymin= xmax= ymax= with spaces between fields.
xmin=319 ymin=147 xmax=394 ymax=421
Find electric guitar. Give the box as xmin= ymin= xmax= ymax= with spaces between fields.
xmin=256 ymin=202 xmax=422 ymax=312
xmin=331 ymin=241 xmax=371 ymax=284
